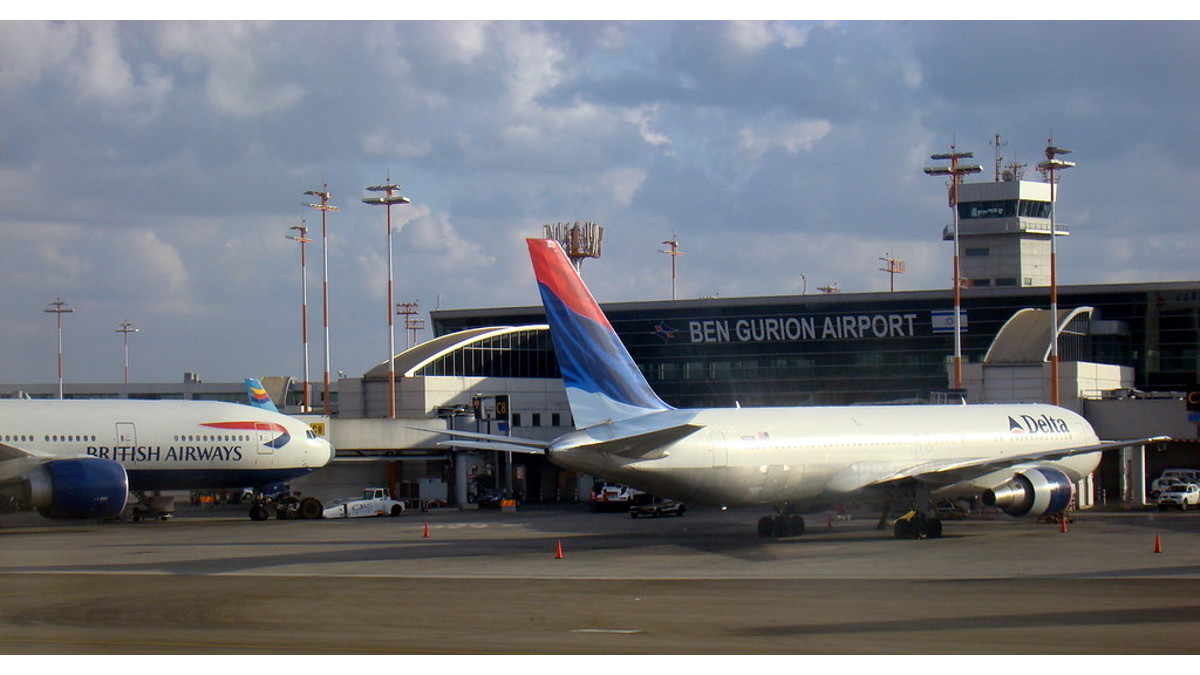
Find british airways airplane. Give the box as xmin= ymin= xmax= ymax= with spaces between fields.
xmin=440 ymin=239 xmax=1168 ymax=539
xmin=0 ymin=391 xmax=333 ymax=522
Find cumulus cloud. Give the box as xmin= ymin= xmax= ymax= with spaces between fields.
xmin=154 ymin=22 xmax=306 ymax=117
xmin=725 ymin=21 xmax=813 ymax=51
xmin=0 ymin=22 xmax=77 ymax=90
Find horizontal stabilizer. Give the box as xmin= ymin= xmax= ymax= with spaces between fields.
xmin=416 ymin=426 xmax=550 ymax=455
xmin=437 ymin=440 xmax=548 ymax=455
xmin=413 ymin=426 xmax=549 ymax=449
xmin=579 ymin=423 xmax=703 ymax=460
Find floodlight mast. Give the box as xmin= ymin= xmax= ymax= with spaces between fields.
xmin=287 ymin=222 xmax=314 ymax=412
xmin=304 ymin=185 xmax=339 ymax=415
xmin=1037 ymin=140 xmax=1075 ymax=406
xmin=44 ymin=298 xmax=73 ymax=399
xmin=363 ymin=178 xmax=411 ymax=419
xmin=924 ymin=144 xmax=983 ymax=392
xmin=658 ymin=231 xmax=684 ymax=300
xmin=115 ymin=320 xmax=138 ymax=386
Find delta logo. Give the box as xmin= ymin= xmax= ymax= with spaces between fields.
xmin=203 ymin=421 xmax=291 ymax=448
xmin=1008 ymin=414 xmax=1070 ymax=435
xmin=651 ymin=321 xmax=677 ymax=343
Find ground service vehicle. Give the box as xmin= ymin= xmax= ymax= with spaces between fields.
xmin=591 ymin=482 xmax=642 ymax=512
xmin=630 ymin=495 xmax=686 ymax=518
xmin=322 ymin=488 xmax=405 ymax=518
xmin=1156 ymin=483 xmax=1200 ymax=511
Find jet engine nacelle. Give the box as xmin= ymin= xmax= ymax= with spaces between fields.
xmin=26 ymin=458 xmax=129 ymax=519
xmin=981 ymin=467 xmax=1075 ymax=518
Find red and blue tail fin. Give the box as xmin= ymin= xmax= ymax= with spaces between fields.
xmin=527 ymin=238 xmax=671 ymax=428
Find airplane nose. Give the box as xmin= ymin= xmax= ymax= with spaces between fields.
xmin=316 ymin=439 xmax=334 ymax=468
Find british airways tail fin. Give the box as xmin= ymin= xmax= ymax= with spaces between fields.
xmin=527 ymin=238 xmax=671 ymax=428
xmin=244 ymin=378 xmax=280 ymax=413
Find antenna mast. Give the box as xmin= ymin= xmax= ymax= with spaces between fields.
xmin=879 ymin=251 xmax=906 ymax=292
xmin=543 ymin=221 xmax=603 ymax=272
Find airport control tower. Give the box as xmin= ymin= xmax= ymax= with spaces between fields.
xmin=945 ymin=173 xmax=1066 ymax=288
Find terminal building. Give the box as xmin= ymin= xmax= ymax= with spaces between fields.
xmin=5 ymin=174 xmax=1198 ymax=511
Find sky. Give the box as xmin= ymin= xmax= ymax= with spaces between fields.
xmin=0 ymin=19 xmax=1197 ymax=386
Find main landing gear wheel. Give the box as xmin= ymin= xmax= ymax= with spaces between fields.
xmin=757 ymin=514 xmax=806 ymax=538
xmin=892 ymin=512 xmax=943 ymax=540
xmin=249 ymin=503 xmax=271 ymax=521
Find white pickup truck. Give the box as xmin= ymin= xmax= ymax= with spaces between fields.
xmin=322 ymin=488 xmax=406 ymax=519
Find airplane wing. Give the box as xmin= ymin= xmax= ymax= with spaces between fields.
xmin=827 ymin=436 xmax=1171 ymax=493
xmin=0 ymin=440 xmax=41 ymax=462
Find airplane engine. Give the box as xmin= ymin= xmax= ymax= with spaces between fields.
xmin=982 ymin=467 xmax=1075 ymax=518
xmin=26 ymin=458 xmax=129 ymax=519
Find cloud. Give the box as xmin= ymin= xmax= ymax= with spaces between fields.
xmin=0 ymin=20 xmax=1195 ymax=384
xmin=154 ymin=22 xmax=306 ymax=117
xmin=725 ymin=21 xmax=814 ymax=51
xmin=0 ymin=21 xmax=78 ymax=90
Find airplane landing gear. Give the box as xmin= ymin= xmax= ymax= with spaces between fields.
xmin=892 ymin=510 xmax=943 ymax=540
xmin=758 ymin=507 xmax=806 ymax=538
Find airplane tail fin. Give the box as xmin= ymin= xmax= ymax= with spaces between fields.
xmin=527 ymin=238 xmax=671 ymax=428
xmin=244 ymin=378 xmax=280 ymax=413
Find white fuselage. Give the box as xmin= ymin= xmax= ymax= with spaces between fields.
xmin=548 ymin=403 xmax=1101 ymax=507
xmin=0 ymin=399 xmax=333 ymax=492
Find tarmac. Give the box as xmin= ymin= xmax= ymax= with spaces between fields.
xmin=1 ymin=502 xmax=1198 ymax=654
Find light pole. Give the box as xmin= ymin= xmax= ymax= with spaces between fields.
xmin=1037 ymin=140 xmax=1075 ymax=406
xmin=658 ymin=231 xmax=683 ymax=300
xmin=287 ymin=222 xmax=313 ymax=412
xmin=305 ymin=185 xmax=339 ymax=415
xmin=115 ymin=320 xmax=138 ymax=386
xmin=44 ymin=298 xmax=73 ymax=399
xmin=396 ymin=301 xmax=422 ymax=351
xmin=363 ymin=178 xmax=410 ymax=419
xmin=925 ymin=144 xmax=983 ymax=392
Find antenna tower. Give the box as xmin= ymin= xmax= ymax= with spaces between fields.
xmin=544 ymin=221 xmax=603 ymax=271
xmin=879 ymin=251 xmax=906 ymax=292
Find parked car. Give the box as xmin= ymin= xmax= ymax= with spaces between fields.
xmin=474 ymin=489 xmax=520 ymax=509
xmin=1150 ymin=469 xmax=1200 ymax=499
xmin=1157 ymin=483 xmax=1200 ymax=511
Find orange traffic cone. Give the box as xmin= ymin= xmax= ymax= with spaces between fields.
xmin=555 ymin=540 xmax=564 ymax=559
xmin=1154 ymin=534 xmax=1163 ymax=553
xmin=1059 ymin=516 xmax=1068 ymax=533
xmin=422 ymin=523 xmax=430 ymax=538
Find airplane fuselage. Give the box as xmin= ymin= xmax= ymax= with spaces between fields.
xmin=0 ymin=399 xmax=333 ymax=492
xmin=548 ymin=403 xmax=1101 ymax=507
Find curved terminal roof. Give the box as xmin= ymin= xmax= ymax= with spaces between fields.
xmin=362 ymin=325 xmax=551 ymax=379
xmin=984 ymin=307 xmax=1094 ymax=364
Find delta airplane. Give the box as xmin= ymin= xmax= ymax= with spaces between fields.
xmin=439 ymin=239 xmax=1168 ymax=538
xmin=0 ymin=384 xmax=333 ymax=522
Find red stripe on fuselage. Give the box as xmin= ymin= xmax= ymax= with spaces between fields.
xmin=203 ymin=421 xmax=287 ymax=433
